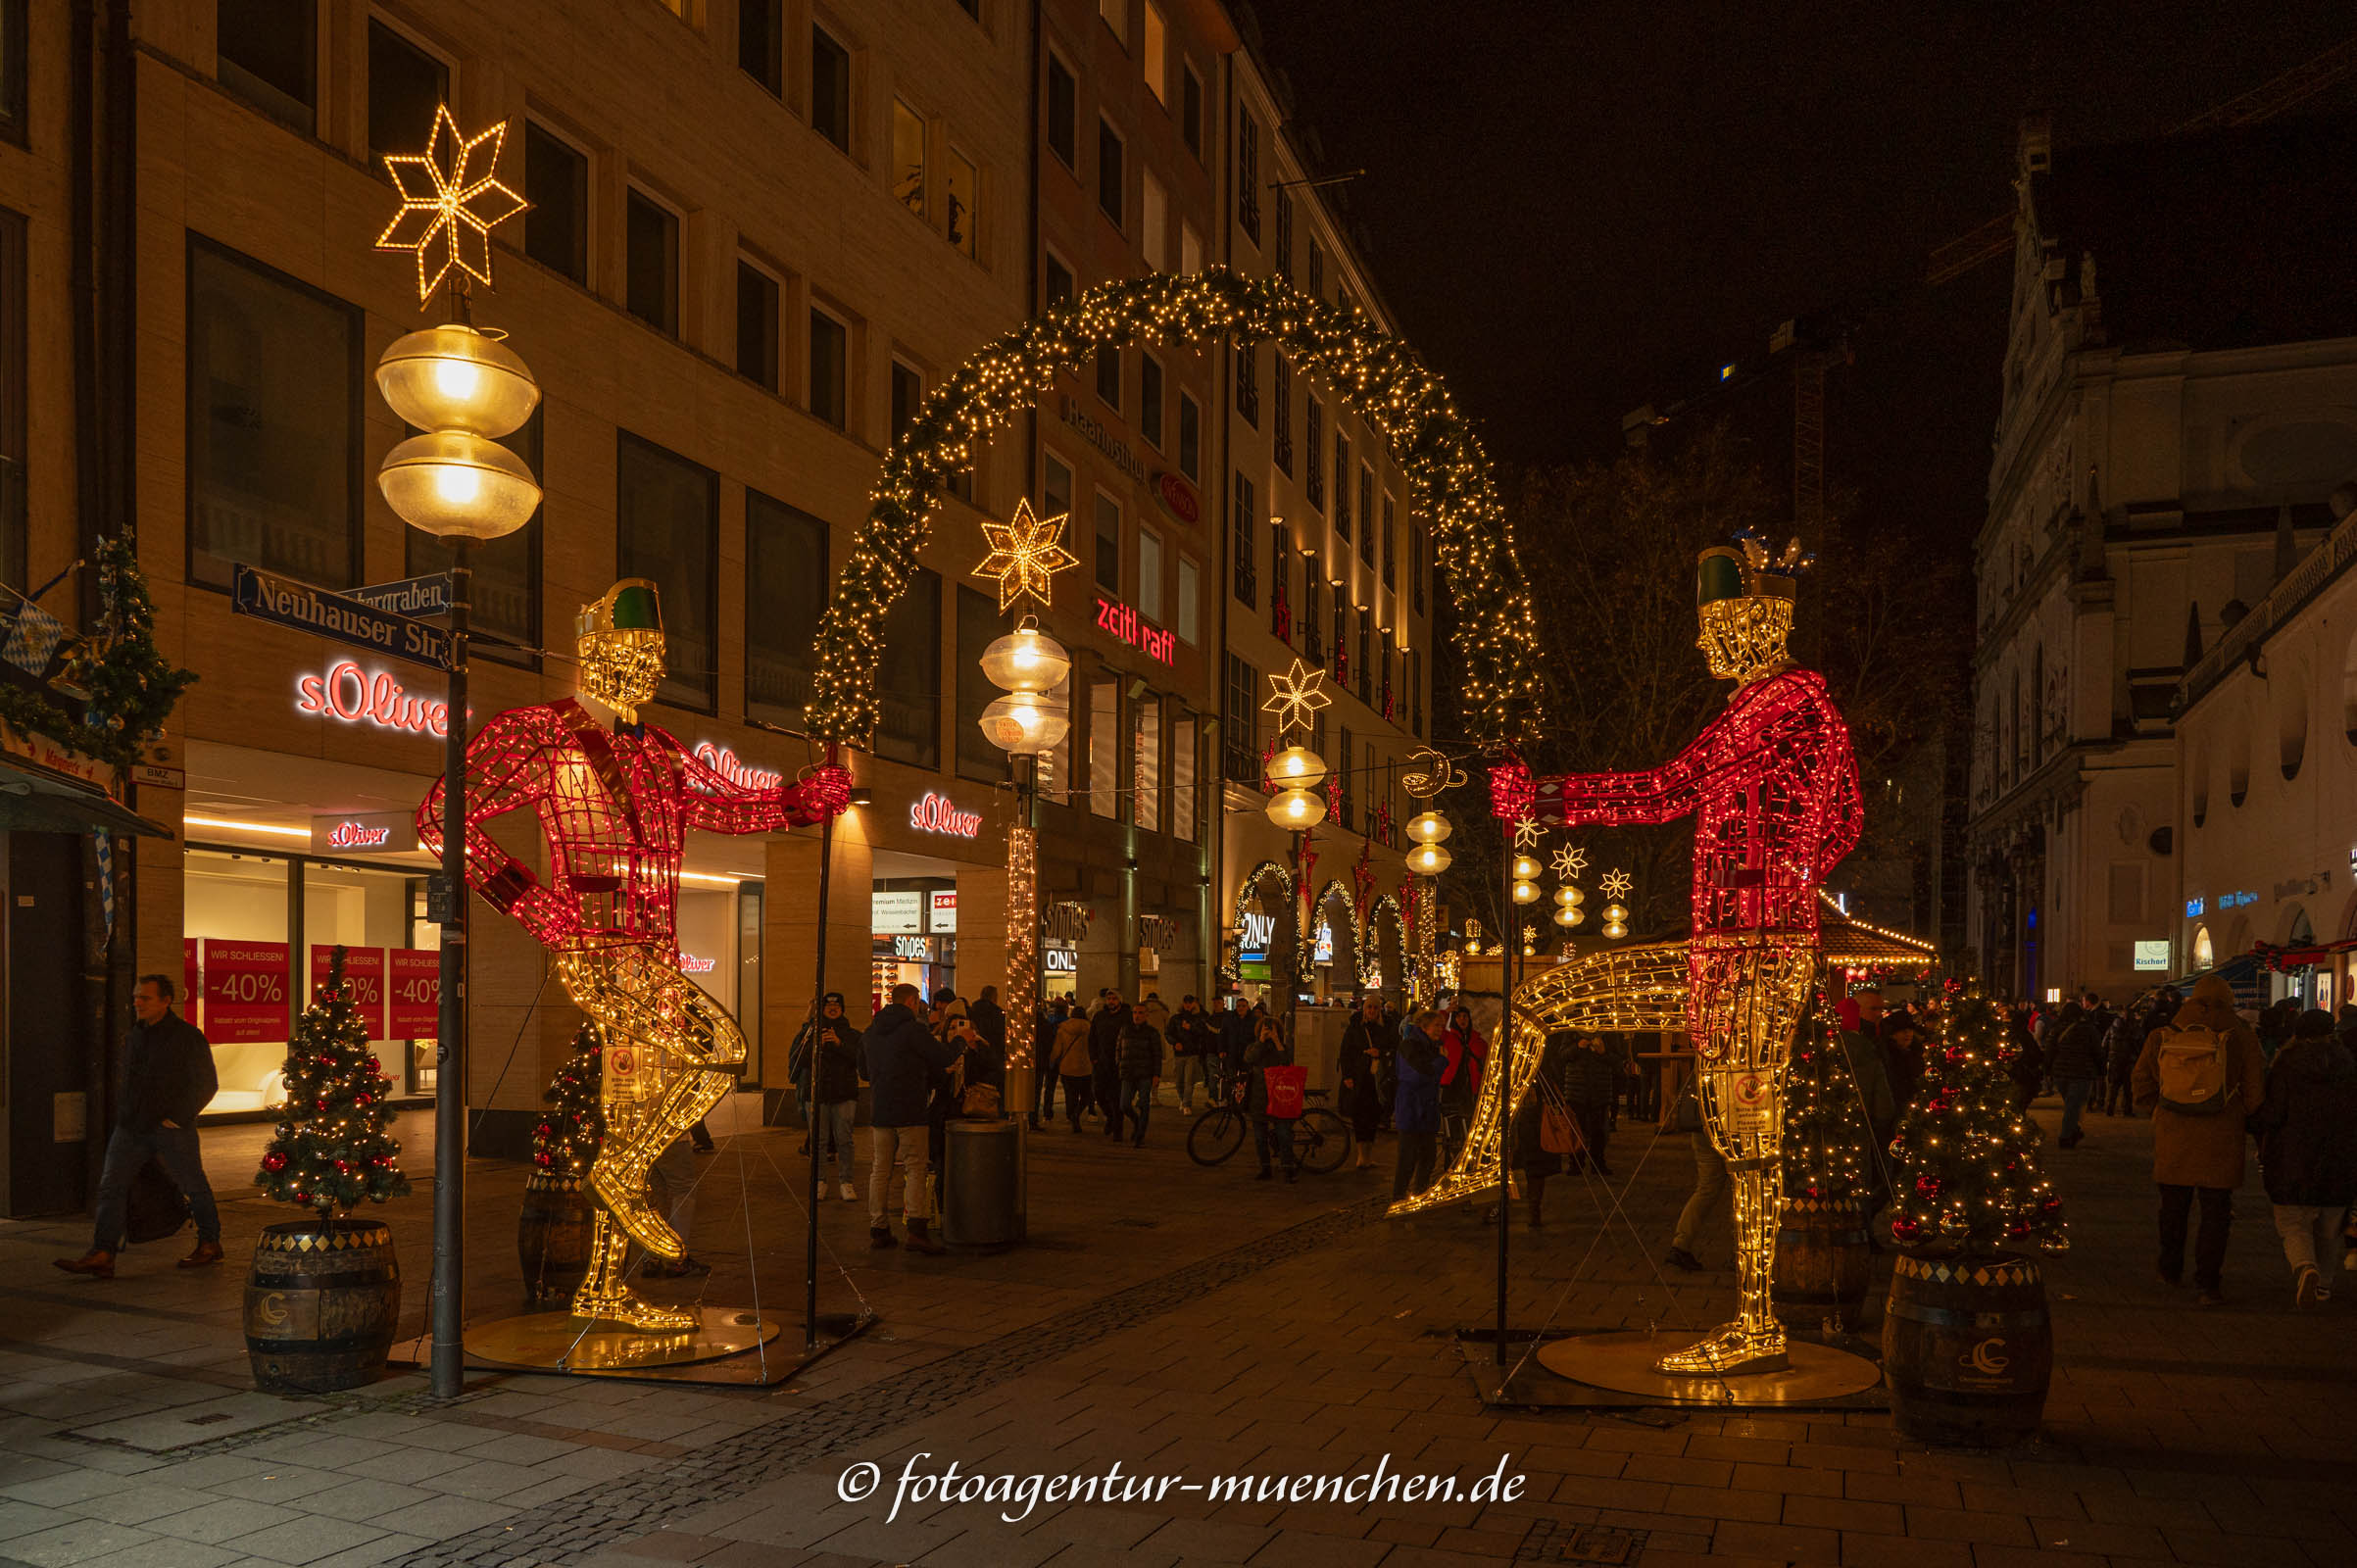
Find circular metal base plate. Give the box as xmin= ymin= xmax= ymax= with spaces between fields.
xmin=466 ymin=1306 xmax=781 ymax=1372
xmin=1537 ymin=1330 xmax=1882 ymax=1405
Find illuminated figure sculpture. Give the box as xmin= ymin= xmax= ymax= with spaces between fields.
xmin=419 ymin=581 xmax=850 ymax=1330
xmin=1494 ymin=538 xmax=1861 ymax=1375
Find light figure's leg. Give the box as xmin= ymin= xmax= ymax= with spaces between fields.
xmin=1655 ymin=941 xmax=1816 ymax=1377
xmin=1391 ymin=942 xmax=1689 ymax=1215
xmin=558 ymin=946 xmax=748 ymax=1332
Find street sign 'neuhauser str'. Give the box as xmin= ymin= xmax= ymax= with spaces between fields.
xmin=231 ymin=564 xmax=452 ymax=671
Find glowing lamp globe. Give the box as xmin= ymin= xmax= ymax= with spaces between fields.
xmin=1603 ymin=902 xmax=1629 ymax=923
xmin=977 ymin=691 xmax=1070 ymax=754
xmin=1511 ymin=855 xmax=1542 ymax=880
xmin=1603 ymin=919 xmax=1629 ymax=940
xmin=1553 ymin=885 xmax=1581 ymax=907
xmin=1267 ymin=787 xmax=1327 ymax=829
xmin=1407 ymin=841 xmax=1452 ymax=875
xmin=1511 ymin=879 xmax=1539 ymax=905
xmin=1269 ymin=745 xmax=1328 ymax=791
xmin=1552 ymin=905 xmax=1581 ymax=928
xmin=378 ymin=431 xmax=542 ymax=540
xmin=374 ymin=323 xmax=540 ymax=437
xmin=1404 ymin=810 xmax=1451 ymax=845
xmin=978 ymin=623 xmax=1070 ymax=694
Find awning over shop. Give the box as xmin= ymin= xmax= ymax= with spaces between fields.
xmin=0 ymin=751 xmax=173 ymax=837
xmin=2166 ymin=952 xmax=2262 ymax=1007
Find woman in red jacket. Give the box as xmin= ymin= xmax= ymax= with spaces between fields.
xmin=1439 ymin=1004 xmax=1487 ymax=1163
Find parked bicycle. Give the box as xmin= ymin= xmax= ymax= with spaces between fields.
xmin=1186 ymin=1087 xmax=1351 ymax=1174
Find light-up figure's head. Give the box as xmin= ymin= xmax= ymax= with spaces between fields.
xmin=576 ymin=579 xmax=665 ymax=721
xmin=1694 ymin=539 xmax=1804 ymax=686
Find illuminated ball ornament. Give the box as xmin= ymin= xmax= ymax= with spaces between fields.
xmin=1408 ymin=840 xmax=1452 ymax=875
xmin=1272 ymin=745 xmax=1330 ymax=791
xmin=1601 ymin=903 xmax=1629 ymax=940
xmin=1269 ymin=784 xmax=1328 ymax=829
xmin=1405 ymin=810 xmax=1450 ymax=845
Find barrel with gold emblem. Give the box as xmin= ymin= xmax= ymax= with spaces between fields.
xmin=1882 ymin=1251 xmax=2051 ymax=1445
xmin=244 ymin=1219 xmax=403 ymax=1393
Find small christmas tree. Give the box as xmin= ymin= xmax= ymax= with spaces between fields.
xmin=1887 ymin=989 xmax=2067 ymax=1258
xmin=533 ymin=1022 xmax=605 ymax=1179
xmin=257 ymin=947 xmax=411 ymax=1214
xmin=1782 ymin=995 xmax=1873 ymax=1205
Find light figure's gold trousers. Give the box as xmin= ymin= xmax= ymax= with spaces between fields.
xmin=555 ymin=943 xmax=745 ymax=1331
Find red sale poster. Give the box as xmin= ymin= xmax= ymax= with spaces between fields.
xmin=311 ymin=945 xmax=387 ymax=1041
xmin=183 ymin=937 xmax=201 ymax=1028
xmin=200 ymin=940 xmax=292 ymax=1043
xmin=388 ymin=949 xmax=440 ymax=1038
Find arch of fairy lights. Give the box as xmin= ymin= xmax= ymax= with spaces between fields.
xmin=1223 ymin=859 xmax=1297 ymax=992
xmin=1311 ymin=878 xmax=1362 ymax=986
xmin=1359 ymin=891 xmax=1405 ymax=990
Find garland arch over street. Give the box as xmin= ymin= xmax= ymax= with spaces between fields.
xmin=804 ymin=267 xmax=1544 ymax=754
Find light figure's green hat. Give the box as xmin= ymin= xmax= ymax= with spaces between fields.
xmin=1697 ymin=536 xmax=1806 ymax=606
xmin=1696 ymin=547 xmax=1746 ymax=607
xmin=579 ymin=578 xmax=663 ymax=638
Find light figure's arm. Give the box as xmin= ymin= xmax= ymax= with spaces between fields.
xmin=417 ymin=710 xmax=570 ymax=943
xmin=1509 ymin=715 xmax=1756 ymax=828
xmin=669 ymin=739 xmax=852 ymax=834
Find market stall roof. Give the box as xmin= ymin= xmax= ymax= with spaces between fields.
xmin=0 ymin=751 xmax=173 ymax=837
xmin=1619 ymin=897 xmax=1939 ymax=970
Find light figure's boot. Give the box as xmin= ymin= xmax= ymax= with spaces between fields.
xmin=568 ymin=1209 xmax=698 ymax=1333
xmin=1656 ymin=1159 xmax=1789 ymax=1376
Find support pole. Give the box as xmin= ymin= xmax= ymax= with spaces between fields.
xmin=429 ymin=538 xmax=472 ymax=1398
xmin=1285 ymin=828 xmax=1303 ymax=1051
xmin=805 ymin=754 xmax=838 ymax=1352
xmin=1495 ymin=831 xmax=1513 ymax=1367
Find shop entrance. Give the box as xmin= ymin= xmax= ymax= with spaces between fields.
xmin=870 ymin=853 xmax=964 ymax=1010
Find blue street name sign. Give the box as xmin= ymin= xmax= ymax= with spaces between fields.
xmin=346 ymin=572 xmax=451 ymax=616
xmin=231 ymin=564 xmax=452 ymax=671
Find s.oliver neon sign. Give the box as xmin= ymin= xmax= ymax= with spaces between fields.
xmin=693 ymin=742 xmax=782 ymax=790
xmin=296 ymin=661 xmax=449 ymax=736
xmin=909 ymin=791 xmax=982 ymax=838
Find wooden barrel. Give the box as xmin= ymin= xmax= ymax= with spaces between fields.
xmin=1882 ymin=1252 xmax=2052 ymax=1446
xmin=1771 ymin=1197 xmax=1872 ymax=1330
xmin=244 ymin=1220 xmax=402 ymax=1394
xmin=517 ymin=1173 xmax=595 ymax=1306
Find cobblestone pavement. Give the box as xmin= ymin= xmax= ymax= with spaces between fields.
xmin=2 ymin=1092 xmax=2351 ymax=1568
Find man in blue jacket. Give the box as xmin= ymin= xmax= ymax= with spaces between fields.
xmin=57 ymin=975 xmax=222 ymax=1278
xmin=859 ymin=983 xmax=959 ymax=1254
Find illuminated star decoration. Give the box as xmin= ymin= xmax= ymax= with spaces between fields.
xmin=1551 ymin=843 xmax=1588 ymax=881
xmin=1600 ymin=867 xmax=1633 ymax=900
xmin=1262 ymin=659 xmax=1333 ymax=738
xmin=1513 ymin=816 xmax=1543 ymax=850
xmin=1400 ymin=746 xmax=1466 ymax=800
xmin=972 ymin=498 xmax=1080 ymax=612
xmin=375 ymin=105 xmax=528 ymax=306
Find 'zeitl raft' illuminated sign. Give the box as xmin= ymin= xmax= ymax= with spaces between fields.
xmin=1096 ymin=597 xmax=1175 ymax=664
xmin=909 ymin=791 xmax=983 ymax=838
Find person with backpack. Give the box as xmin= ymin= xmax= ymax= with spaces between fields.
xmin=2132 ymin=973 xmax=2267 ymax=1304
xmin=1392 ymin=1009 xmax=1447 ymax=1199
xmin=1245 ymin=1015 xmax=1300 ymax=1182
xmin=1115 ymin=1007 xmax=1164 ymax=1147
xmin=2045 ymin=1001 xmax=2105 ymax=1149
xmin=2250 ymin=1007 xmax=2357 ymax=1307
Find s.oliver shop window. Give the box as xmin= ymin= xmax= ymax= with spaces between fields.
xmin=183 ymin=846 xmax=442 ymax=1116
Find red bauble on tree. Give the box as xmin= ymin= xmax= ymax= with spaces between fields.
xmin=256 ymin=946 xmax=412 ymax=1217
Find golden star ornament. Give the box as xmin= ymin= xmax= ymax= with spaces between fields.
xmin=1599 ymin=867 xmax=1633 ymax=900
xmin=1551 ymin=843 xmax=1587 ymax=880
xmin=376 ymin=105 xmax=529 ymax=305
xmin=973 ymin=498 xmax=1080 ymax=612
xmin=1513 ymin=816 xmax=1543 ymax=850
xmin=1262 ymin=659 xmax=1333 ymax=738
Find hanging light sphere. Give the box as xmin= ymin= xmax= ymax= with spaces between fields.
xmin=1511 ymin=879 xmax=1539 ymax=905
xmin=1511 ymin=854 xmax=1541 ymax=880
xmin=1267 ymin=786 xmax=1327 ymax=829
xmin=1407 ymin=841 xmax=1452 ymax=876
xmin=1553 ymin=885 xmax=1581 ymax=907
xmin=375 ymin=323 xmax=540 ymax=437
xmin=1552 ymin=905 xmax=1581 ymax=928
xmin=1603 ymin=903 xmax=1629 ymax=923
xmin=1269 ymin=744 xmax=1329 ymax=790
xmin=1603 ymin=920 xmax=1629 ymax=940
xmin=1404 ymin=810 xmax=1451 ymax=845
xmin=978 ymin=622 xmax=1071 ymax=694
xmin=378 ymin=431 xmax=542 ymax=540
xmin=977 ymin=691 xmax=1070 ymax=754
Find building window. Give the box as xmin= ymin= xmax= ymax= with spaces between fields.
xmin=1098 ymin=118 xmax=1125 ymax=225
xmin=1046 ymin=53 xmax=1077 ymax=169
xmin=616 ymin=432 xmax=717 ymax=712
xmin=809 ymin=307 xmax=849 ymax=428
xmin=876 ymin=567 xmax=942 ymax=768
xmin=1181 ymin=64 xmax=1204 ymax=159
xmin=409 ymin=409 xmax=540 ymax=667
xmin=1088 ymin=677 xmax=1119 ymax=817
xmin=1176 ymin=556 xmax=1199 ymax=646
xmin=1177 ymin=391 xmax=1201 ymax=480
xmin=956 ymin=585 xmax=1012 ymax=784
xmin=1234 ymin=341 xmax=1258 ymax=427
xmin=1095 ymin=491 xmax=1122 ymax=594
xmin=1045 ymin=252 xmax=1074 ymax=309
xmin=1268 ymin=519 xmax=1290 ymax=640
xmin=1223 ymin=654 xmax=1259 ymax=784
xmin=0 ymin=1 xmax=25 ymax=145
xmin=0 ymin=206 xmax=20 ymax=589
xmin=1043 ymin=450 xmax=1073 ymax=523
xmin=745 ymin=491 xmax=828 ymax=728
xmin=891 ymin=360 xmax=922 ymax=447
xmin=1230 ymin=472 xmax=1256 ymax=608
xmin=1272 ymin=355 xmax=1294 ymax=474
xmin=811 ymin=25 xmax=852 ymax=152
xmin=1138 ymin=523 xmax=1163 ymax=622
xmin=1305 ymin=400 xmax=1325 ymax=510
xmin=1308 ymin=239 xmax=1323 ymax=298
xmin=1338 ymin=725 xmax=1352 ymax=831
xmin=1099 ymin=0 xmax=1129 ymax=46
xmin=186 ymin=239 xmax=360 ymax=591
xmin=1037 ymin=670 xmax=1072 ymax=800
xmin=1273 ymin=192 xmax=1293 ymax=278
xmin=945 ymin=146 xmax=978 ymax=258
xmin=1412 ymin=526 xmax=1427 ymax=612
xmin=893 ymin=99 xmax=927 ymax=217
xmin=1171 ymin=711 xmax=1197 ymax=841
xmin=1381 ymin=494 xmax=1397 ymax=588
xmin=1142 ymin=1 xmax=1168 ymax=101
xmin=624 ymin=189 xmax=679 ymax=335
xmin=739 ymin=0 xmax=783 ymax=96
xmin=1180 ymin=220 xmax=1203 ymax=275
xmin=1357 ymin=615 xmax=1371 ymax=704
xmin=736 ymin=261 xmax=780 ymax=391
xmin=367 ymin=22 xmax=447 ymax=169
xmin=1357 ymin=466 xmax=1376 ymax=564
xmin=1301 ymin=569 xmax=1323 ymax=663
xmin=1333 ymin=430 xmax=1350 ymax=541
xmin=1142 ymin=170 xmax=1168 ymax=270
xmin=524 ymin=123 xmax=589 ymax=284
xmin=1330 ymin=598 xmax=1347 ymax=683
xmin=219 ymin=0 xmax=315 ymax=129
xmin=1139 ymin=353 xmax=1164 ymax=450
xmin=1133 ymin=695 xmax=1162 ymax=831
xmin=1095 ymin=345 xmax=1122 ymax=412
xmin=1236 ymin=113 xmax=1260 ymax=243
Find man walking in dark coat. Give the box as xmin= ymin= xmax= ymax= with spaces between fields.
xmin=1089 ymin=996 xmax=1130 ymax=1140
xmin=859 ymin=983 xmax=959 ymax=1254
xmin=2250 ymin=1008 xmax=2357 ymax=1306
xmin=57 ymin=975 xmax=223 ymax=1278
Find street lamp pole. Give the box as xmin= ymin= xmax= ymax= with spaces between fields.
xmin=429 ymin=540 xmax=470 ymax=1397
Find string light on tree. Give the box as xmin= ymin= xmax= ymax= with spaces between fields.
xmin=1888 ymin=989 xmax=2068 ymax=1257
xmin=256 ymin=947 xmax=411 ymax=1214
xmin=533 ymin=1023 xmax=606 ymax=1178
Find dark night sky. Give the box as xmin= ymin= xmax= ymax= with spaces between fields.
xmin=1249 ymin=1 xmax=2357 ymax=543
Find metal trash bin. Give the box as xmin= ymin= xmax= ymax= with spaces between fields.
xmin=940 ymin=1118 xmax=1026 ymax=1250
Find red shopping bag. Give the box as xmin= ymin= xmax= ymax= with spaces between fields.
xmin=1263 ymin=1064 xmax=1307 ymax=1119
